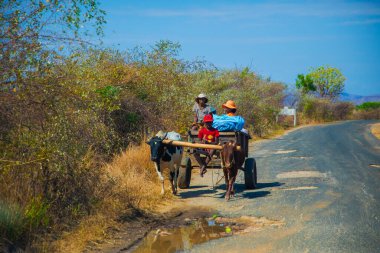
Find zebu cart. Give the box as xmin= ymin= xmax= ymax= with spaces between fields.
xmin=162 ymin=130 xmax=257 ymax=190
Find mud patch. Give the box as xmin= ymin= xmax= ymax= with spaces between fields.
xmin=226 ymin=205 xmax=245 ymax=212
xmin=325 ymin=191 xmax=341 ymax=198
xmin=313 ymin=201 xmax=332 ymax=209
xmin=91 ymin=207 xmax=213 ymax=253
xmin=131 ymin=216 xmax=284 ymax=253
xmin=369 ymin=164 xmax=380 ymax=168
xmin=223 ymin=216 xmax=285 ymax=232
xmin=276 ymin=171 xmax=326 ymax=179
xmin=273 ymin=150 xmax=297 ymax=154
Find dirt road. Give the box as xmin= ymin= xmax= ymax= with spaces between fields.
xmin=178 ymin=120 xmax=380 ymax=253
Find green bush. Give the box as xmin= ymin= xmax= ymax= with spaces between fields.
xmin=0 ymin=197 xmax=50 ymax=248
xmin=356 ymin=102 xmax=380 ymax=111
xmin=0 ymin=202 xmax=26 ymax=247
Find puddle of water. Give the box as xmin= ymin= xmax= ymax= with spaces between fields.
xmin=276 ymin=171 xmax=326 ymax=179
xmin=131 ymin=216 xmax=285 ymax=253
xmin=131 ymin=218 xmax=244 ymax=253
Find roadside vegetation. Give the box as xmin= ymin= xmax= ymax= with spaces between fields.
xmin=292 ymin=66 xmax=380 ymax=124
xmin=371 ymin=123 xmax=380 ymax=140
xmin=294 ymin=67 xmax=379 ymax=123
xmin=0 ymin=42 xmax=286 ymax=252
xmin=0 ymin=1 xmax=285 ymax=251
xmin=1 ymin=1 xmax=378 ymax=252
xmin=352 ymin=102 xmax=380 ymax=120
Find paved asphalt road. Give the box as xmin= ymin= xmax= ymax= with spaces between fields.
xmin=182 ymin=120 xmax=380 ymax=253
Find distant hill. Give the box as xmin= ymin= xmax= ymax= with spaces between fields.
xmin=340 ymin=93 xmax=380 ymax=105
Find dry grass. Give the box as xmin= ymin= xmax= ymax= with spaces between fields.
xmin=371 ymin=123 xmax=380 ymax=140
xmin=104 ymin=143 xmax=164 ymax=209
xmin=352 ymin=109 xmax=380 ymax=120
xmin=49 ymin=212 xmax=115 ymax=253
xmin=50 ymin=143 xmax=169 ymax=253
xmin=251 ymin=127 xmax=286 ymax=141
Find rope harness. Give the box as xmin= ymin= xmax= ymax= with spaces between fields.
xmin=213 ymin=147 xmax=235 ymax=190
xmin=221 ymin=150 xmax=236 ymax=170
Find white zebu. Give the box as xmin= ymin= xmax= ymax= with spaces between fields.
xmin=146 ymin=132 xmax=183 ymax=195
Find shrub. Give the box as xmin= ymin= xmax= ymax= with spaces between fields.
xmin=299 ymin=97 xmax=354 ymax=122
xmin=352 ymin=109 xmax=380 ymax=120
xmin=277 ymin=115 xmax=296 ymax=128
xmin=332 ymin=102 xmax=354 ymax=120
xmin=356 ymin=102 xmax=380 ymax=111
xmin=0 ymin=202 xmax=26 ymax=249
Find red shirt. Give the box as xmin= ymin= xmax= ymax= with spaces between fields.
xmin=198 ymin=127 xmax=220 ymax=143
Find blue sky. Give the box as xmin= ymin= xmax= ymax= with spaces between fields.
xmin=99 ymin=0 xmax=380 ymax=96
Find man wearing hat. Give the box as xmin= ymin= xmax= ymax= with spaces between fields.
xmin=211 ymin=99 xmax=246 ymax=132
xmin=222 ymin=100 xmax=237 ymax=116
xmin=192 ymin=93 xmax=216 ymax=130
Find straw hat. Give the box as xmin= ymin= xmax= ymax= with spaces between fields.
xmin=222 ymin=100 xmax=237 ymax=109
xmin=195 ymin=93 xmax=208 ymax=103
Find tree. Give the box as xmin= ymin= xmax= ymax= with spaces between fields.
xmin=308 ymin=65 xmax=346 ymax=99
xmin=0 ymin=3 xmax=107 ymax=246
xmin=0 ymin=0 xmax=106 ymax=88
xmin=295 ymin=73 xmax=316 ymax=95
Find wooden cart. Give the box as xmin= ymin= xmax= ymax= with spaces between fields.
xmin=164 ymin=130 xmax=257 ymax=190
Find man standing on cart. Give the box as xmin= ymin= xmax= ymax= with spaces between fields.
xmin=192 ymin=93 xmax=216 ymax=130
xmin=194 ymin=114 xmax=220 ymax=177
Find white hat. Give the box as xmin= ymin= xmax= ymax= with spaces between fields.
xmin=195 ymin=93 xmax=208 ymax=103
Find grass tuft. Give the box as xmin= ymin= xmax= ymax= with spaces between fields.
xmin=50 ymin=143 xmax=167 ymax=253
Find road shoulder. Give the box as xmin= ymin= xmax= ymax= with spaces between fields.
xmin=371 ymin=123 xmax=380 ymax=140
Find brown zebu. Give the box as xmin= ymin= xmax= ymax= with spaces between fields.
xmin=220 ymin=140 xmax=245 ymax=201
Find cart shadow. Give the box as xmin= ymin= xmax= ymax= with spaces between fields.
xmin=179 ymin=182 xmax=281 ymax=199
xmin=213 ymin=182 xmax=283 ymax=194
xmin=241 ymin=190 xmax=271 ymax=199
xmin=255 ymin=182 xmax=284 ymax=189
xmin=179 ymin=189 xmax=218 ymax=199
xmin=179 ymin=187 xmax=271 ymax=200
xmin=187 ymin=185 xmax=209 ymax=189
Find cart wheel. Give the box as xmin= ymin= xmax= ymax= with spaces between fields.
xmin=178 ymin=157 xmax=192 ymax=189
xmin=244 ymin=157 xmax=257 ymax=189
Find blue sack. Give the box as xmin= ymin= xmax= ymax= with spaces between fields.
xmin=212 ymin=114 xmax=245 ymax=132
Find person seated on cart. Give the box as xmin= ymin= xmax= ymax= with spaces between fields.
xmin=212 ymin=100 xmax=246 ymax=133
xmin=194 ymin=114 xmax=220 ymax=177
xmin=222 ymin=100 xmax=237 ymax=116
xmin=192 ymin=93 xmax=216 ymax=130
